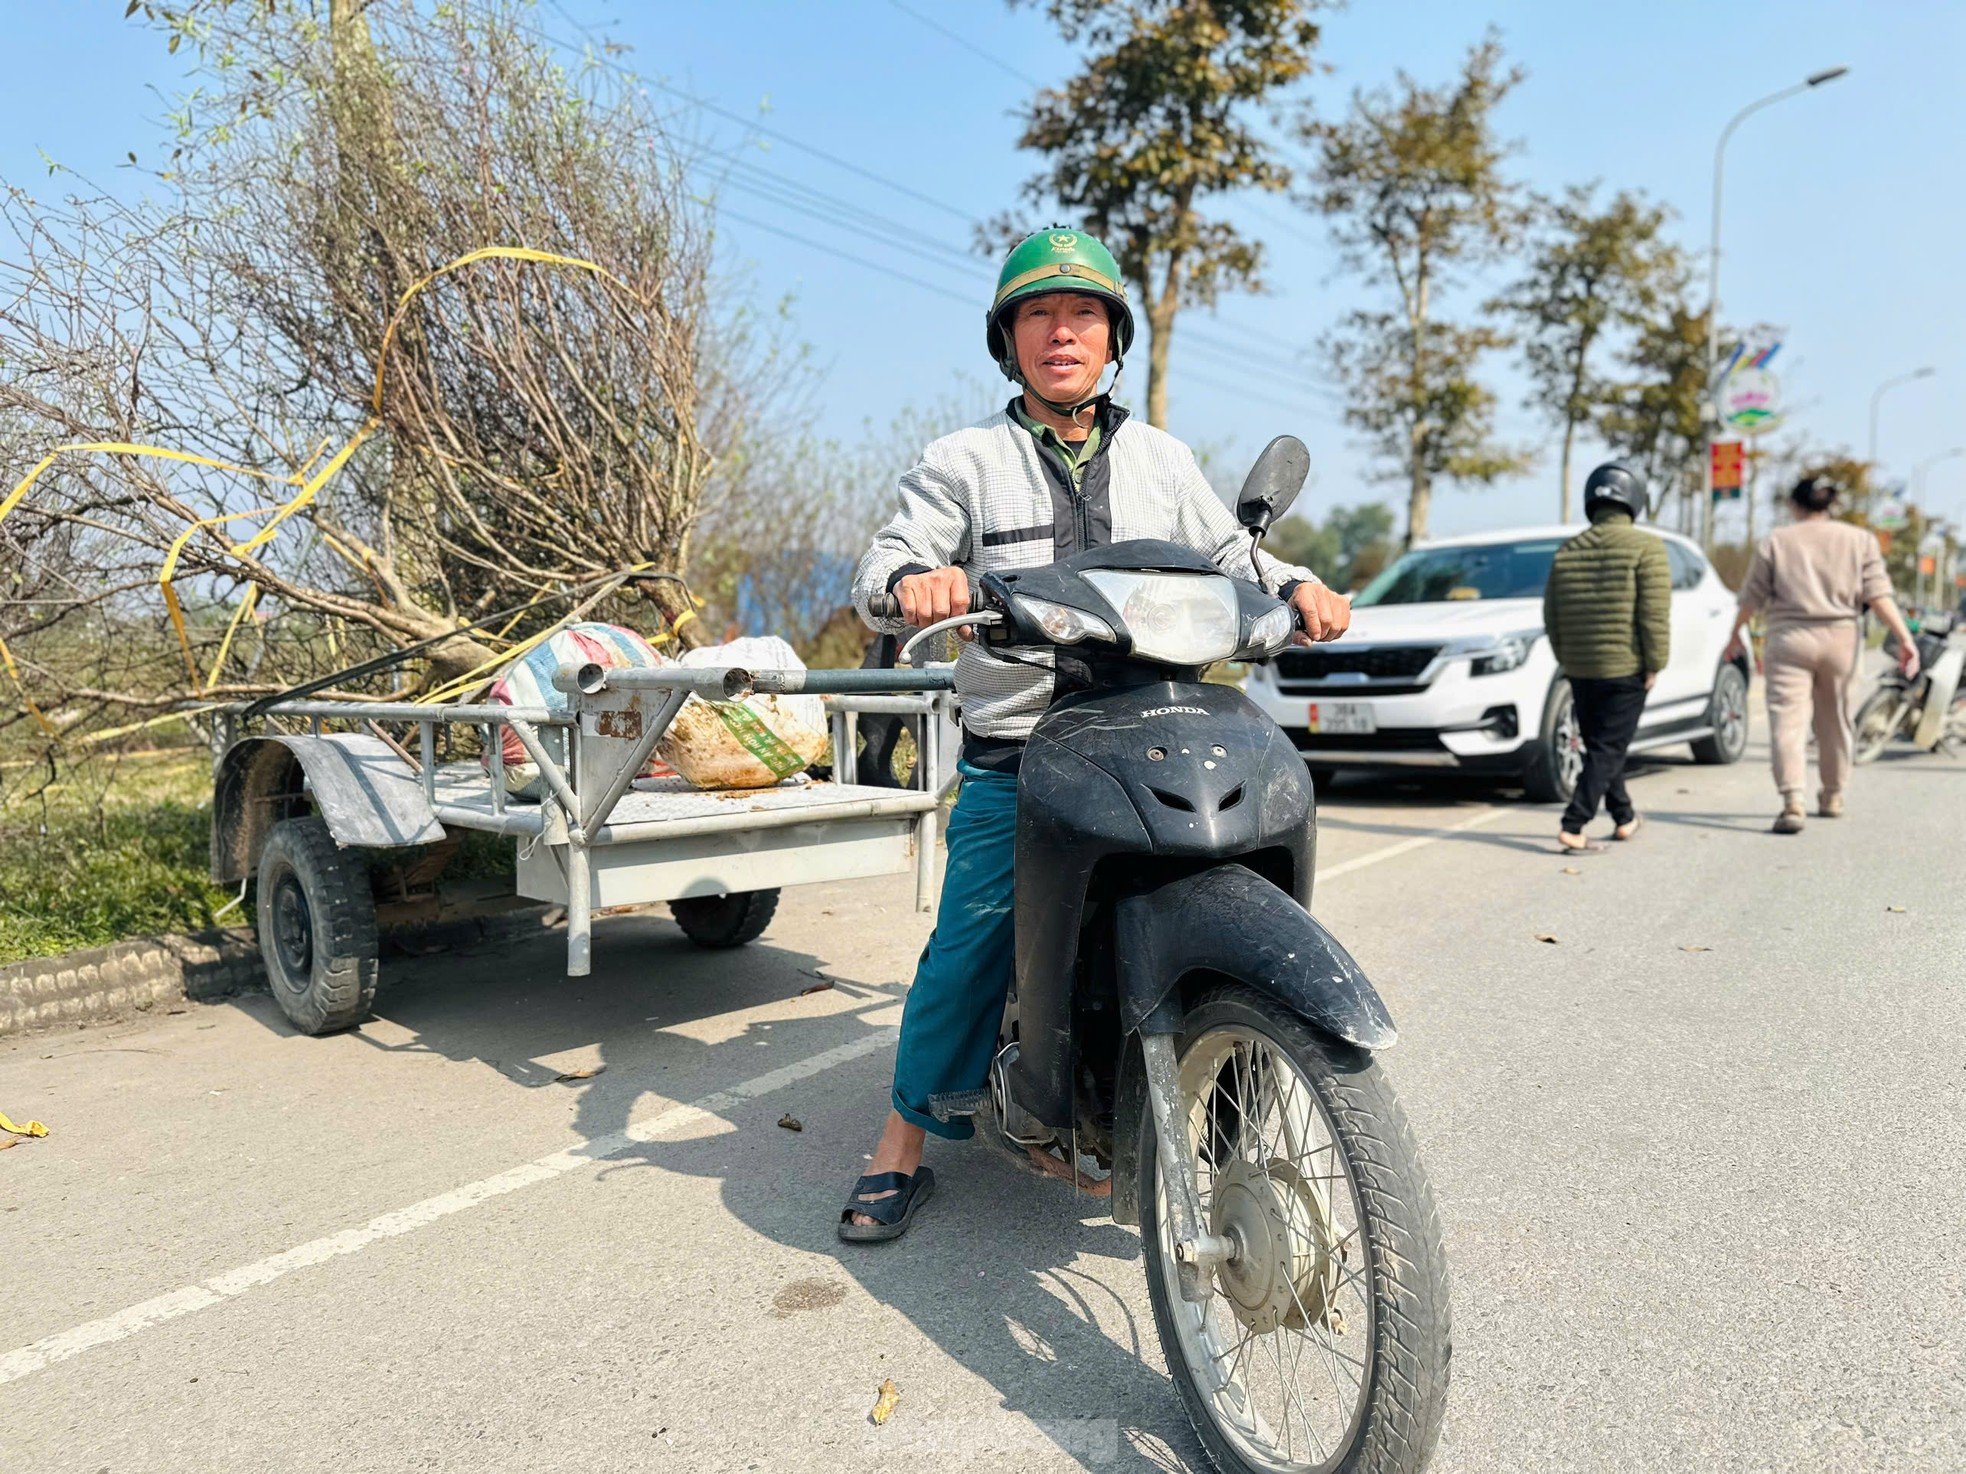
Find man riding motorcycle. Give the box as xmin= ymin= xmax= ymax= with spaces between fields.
xmin=840 ymin=227 xmax=1353 ymax=1239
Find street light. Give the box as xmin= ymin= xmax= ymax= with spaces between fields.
xmin=1703 ymin=64 xmax=1850 ymax=546
xmin=1868 ymin=366 xmax=1938 ymax=469
xmin=1910 ymin=445 xmax=1966 ymax=504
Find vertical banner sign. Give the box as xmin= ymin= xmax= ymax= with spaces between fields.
xmin=1716 ymin=335 xmax=1785 ymax=437
xmin=1710 ymin=440 xmax=1745 ymax=500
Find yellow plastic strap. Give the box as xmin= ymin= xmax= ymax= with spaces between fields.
xmin=73 ymin=705 xmax=220 ymax=748
xmin=0 ymin=1111 xmax=47 ymax=1139
xmin=670 ymin=607 xmax=697 ymax=633
xmin=160 ymin=507 xmax=280 ymax=684
xmin=413 ymin=620 xmax=563 ymax=707
xmin=0 ymin=636 xmax=58 ymax=738
xmin=2 ymin=441 xmax=294 ymax=535
xmin=204 ymin=583 xmax=261 ymax=692
xmin=228 ymin=419 xmax=378 ymax=559
xmin=372 ymin=246 xmax=629 ymax=415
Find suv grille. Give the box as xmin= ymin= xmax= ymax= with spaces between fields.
xmin=1275 ymin=644 xmax=1441 ymax=686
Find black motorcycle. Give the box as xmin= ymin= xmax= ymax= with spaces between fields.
xmin=872 ymin=439 xmax=1449 ymax=1474
xmin=1855 ymin=620 xmax=1965 ymax=763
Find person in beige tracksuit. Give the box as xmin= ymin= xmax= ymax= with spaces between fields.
xmin=1724 ymin=475 xmax=1920 ymax=833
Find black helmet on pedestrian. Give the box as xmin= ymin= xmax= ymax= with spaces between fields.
xmin=1582 ymin=461 xmax=1648 ymax=521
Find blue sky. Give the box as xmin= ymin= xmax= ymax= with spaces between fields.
xmin=7 ymin=1 xmax=1966 ymax=539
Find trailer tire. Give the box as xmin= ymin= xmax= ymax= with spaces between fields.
xmin=256 ymin=816 xmax=379 ymax=1035
xmin=670 ymin=889 xmax=780 ymax=948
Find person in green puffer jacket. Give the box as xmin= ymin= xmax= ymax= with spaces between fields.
xmin=1543 ymin=462 xmax=1671 ymax=851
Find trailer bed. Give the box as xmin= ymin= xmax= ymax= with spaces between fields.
xmin=426 ymin=764 xmax=938 ymax=839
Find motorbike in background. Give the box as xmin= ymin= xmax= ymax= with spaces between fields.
xmin=1854 ymin=617 xmax=1966 ymax=763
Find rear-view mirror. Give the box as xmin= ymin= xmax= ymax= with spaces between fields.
xmin=1236 ymin=435 xmax=1310 ymax=536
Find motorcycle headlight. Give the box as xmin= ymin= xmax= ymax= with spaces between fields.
xmin=1469 ymin=630 xmax=1541 ymax=676
xmin=1082 ymin=571 xmax=1240 ymax=666
xmin=1237 ymin=601 xmax=1296 ymax=659
xmin=1013 ymin=594 xmax=1116 ymax=646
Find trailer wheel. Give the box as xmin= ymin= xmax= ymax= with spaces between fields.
xmin=256 ymin=816 xmax=379 ymax=1035
xmin=670 ymin=889 xmax=780 ymax=948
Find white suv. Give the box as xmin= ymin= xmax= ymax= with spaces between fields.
xmin=1245 ymin=524 xmax=1751 ymax=803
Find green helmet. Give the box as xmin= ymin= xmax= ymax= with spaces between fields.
xmin=985 ymin=227 xmax=1134 ymax=385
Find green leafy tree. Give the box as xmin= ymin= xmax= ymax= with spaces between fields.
xmin=1303 ymin=35 xmax=1530 ymax=545
xmin=1493 ymin=184 xmax=1684 ymax=520
xmin=998 ymin=0 xmax=1326 ymax=428
xmin=1595 ymin=302 xmax=1708 ymax=532
xmin=1265 ymin=501 xmax=1394 ymax=588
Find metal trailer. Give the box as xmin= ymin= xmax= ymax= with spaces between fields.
xmin=209 ymin=660 xmax=959 ymax=1035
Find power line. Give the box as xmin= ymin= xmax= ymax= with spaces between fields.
xmin=713 ymin=206 xmax=976 ymax=309
xmin=884 ymin=0 xmax=1043 ymax=89
xmin=535 ymin=13 xmax=1334 ymax=390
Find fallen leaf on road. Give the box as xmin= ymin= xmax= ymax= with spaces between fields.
xmin=1533 ymin=933 xmax=1560 ymax=945
xmin=1886 ymin=905 xmax=1906 ymax=914
xmin=554 ymin=1065 xmax=605 ymax=1082
xmin=1560 ymin=867 xmax=1581 ymax=876
xmin=778 ymin=1113 xmax=803 ymax=1132
xmin=870 ymin=1379 xmax=900 ymax=1426
xmin=0 ymin=1139 xmax=17 ymax=1151
xmin=1679 ymin=945 xmax=1713 ymax=953
xmin=797 ymin=977 xmax=835 ymax=996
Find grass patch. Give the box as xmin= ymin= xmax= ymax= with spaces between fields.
xmin=0 ymin=749 xmax=237 ymax=963
xmin=0 ymin=745 xmax=521 ymax=965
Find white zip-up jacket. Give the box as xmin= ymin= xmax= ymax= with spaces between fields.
xmin=852 ymin=399 xmax=1316 ymax=750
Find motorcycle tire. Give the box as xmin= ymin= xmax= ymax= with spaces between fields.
xmin=1852 ymin=688 xmax=1905 ymax=765
xmin=1140 ymin=981 xmax=1450 ymax=1474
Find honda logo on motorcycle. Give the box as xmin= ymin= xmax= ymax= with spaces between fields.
xmin=1143 ymin=704 xmax=1207 ymax=717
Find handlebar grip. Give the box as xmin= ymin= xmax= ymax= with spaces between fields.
xmin=865 ymin=592 xmax=902 ymax=620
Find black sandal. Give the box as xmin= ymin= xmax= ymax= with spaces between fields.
xmin=837 ymin=1166 xmax=935 ymax=1244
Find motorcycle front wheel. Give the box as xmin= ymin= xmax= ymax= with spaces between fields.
xmin=1852 ymin=687 xmax=1906 ymax=764
xmin=1140 ymin=982 xmax=1449 ymax=1474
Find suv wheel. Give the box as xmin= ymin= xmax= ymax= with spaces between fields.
xmin=1690 ymin=663 xmax=1750 ymax=764
xmin=1522 ymin=677 xmax=1581 ymax=804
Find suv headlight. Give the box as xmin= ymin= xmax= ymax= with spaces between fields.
xmin=1236 ymin=602 xmax=1296 ymax=659
xmin=1013 ymin=594 xmax=1116 ymax=646
xmin=1469 ymin=631 xmax=1541 ymax=676
xmin=1082 ymin=571 xmax=1240 ymax=665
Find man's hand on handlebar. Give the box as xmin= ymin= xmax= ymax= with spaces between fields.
xmin=894 ymin=566 xmax=973 ymax=640
xmin=1289 ymin=581 xmax=1352 ymax=645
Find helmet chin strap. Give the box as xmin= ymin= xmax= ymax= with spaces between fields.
xmin=1019 ymin=360 xmax=1121 ymax=426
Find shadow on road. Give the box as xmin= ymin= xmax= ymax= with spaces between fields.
xmin=232 ymin=907 xmax=1198 ymax=1471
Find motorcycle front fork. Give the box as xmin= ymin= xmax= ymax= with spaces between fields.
xmin=1139 ymin=1032 xmax=1234 ymax=1304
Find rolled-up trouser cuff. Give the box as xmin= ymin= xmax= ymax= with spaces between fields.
xmin=892 ymin=1090 xmax=974 ymax=1141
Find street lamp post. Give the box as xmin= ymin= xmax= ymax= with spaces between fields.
xmin=1912 ymin=448 xmax=1966 ymax=608
xmin=1703 ymin=65 xmax=1850 ymax=549
xmin=1910 ymin=445 xmax=1966 ymax=504
xmin=1868 ymin=365 xmax=1938 ymax=473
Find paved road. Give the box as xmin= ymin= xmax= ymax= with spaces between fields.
xmin=3 ymin=714 xmax=1961 ymax=1473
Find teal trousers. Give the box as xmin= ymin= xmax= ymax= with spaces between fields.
xmin=890 ymin=760 xmax=1018 ymax=1140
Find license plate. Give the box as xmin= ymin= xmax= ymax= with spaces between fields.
xmin=1307 ymin=702 xmax=1376 ymax=735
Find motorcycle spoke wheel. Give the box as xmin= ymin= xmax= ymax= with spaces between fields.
xmin=1157 ymin=1024 xmax=1375 ymax=1472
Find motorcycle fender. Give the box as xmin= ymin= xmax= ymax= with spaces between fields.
xmin=1112 ymin=864 xmax=1396 ymax=1051
xmin=1913 ymin=646 xmax=1963 ymax=748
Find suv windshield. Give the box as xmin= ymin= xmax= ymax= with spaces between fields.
xmin=1353 ymin=538 xmax=1562 ymax=607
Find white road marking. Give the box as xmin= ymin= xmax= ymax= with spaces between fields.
xmin=1315 ymin=805 xmax=1509 ymax=883
xmin=0 ymin=1029 xmax=896 ymax=1386
xmin=5 ymin=802 xmax=1511 ymax=1387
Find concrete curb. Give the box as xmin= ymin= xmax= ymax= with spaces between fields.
xmin=0 ymin=906 xmax=555 ymax=1037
